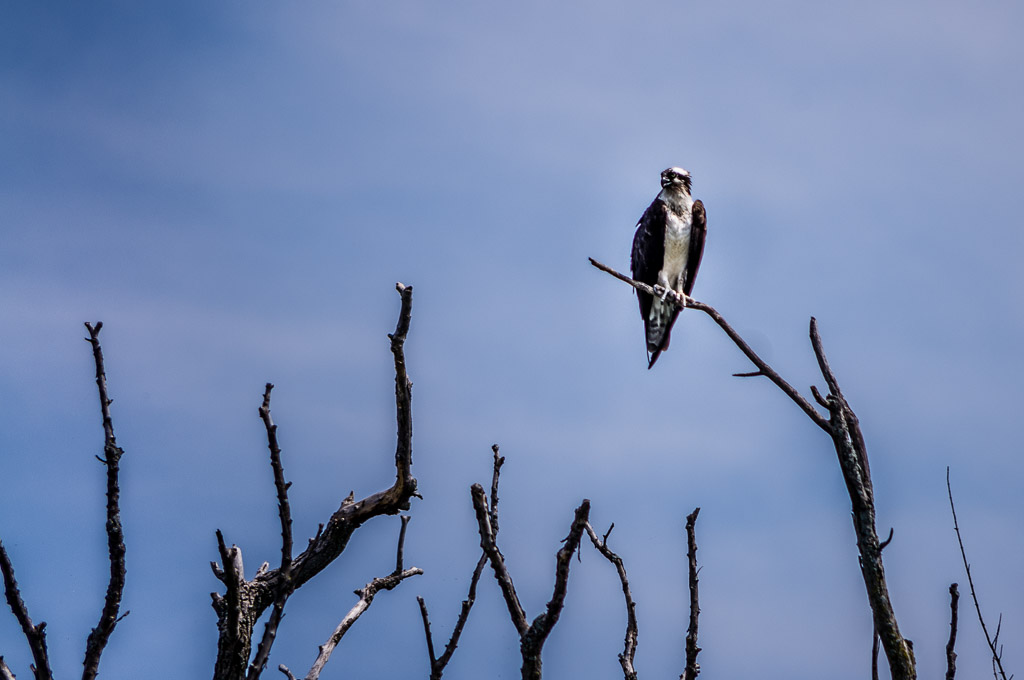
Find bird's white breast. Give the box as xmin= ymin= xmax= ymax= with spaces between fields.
xmin=659 ymin=192 xmax=694 ymax=292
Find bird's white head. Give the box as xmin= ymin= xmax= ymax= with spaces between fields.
xmin=660 ymin=167 xmax=692 ymax=194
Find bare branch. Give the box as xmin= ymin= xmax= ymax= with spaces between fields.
xmin=489 ymin=445 xmax=505 ymax=536
xmin=471 ymin=483 xmax=528 ymax=636
xmin=520 ymin=500 xmax=591 ymax=680
xmin=585 ymin=522 xmax=638 ymax=680
xmin=417 ymin=553 xmax=488 ymax=680
xmin=947 ymin=468 xmax=1008 ymax=680
xmin=0 ymin=656 xmax=16 ymax=680
xmin=213 ymin=284 xmax=420 ymax=680
xmin=246 ymin=383 xmax=298 ymax=680
xmin=396 ymin=515 xmax=411 ymax=572
xmin=260 ymin=383 xmax=293 ymax=572
xmin=0 ymin=540 xmax=52 ymax=680
xmin=277 ymin=665 xmax=297 ymax=680
xmin=81 ymin=322 xmax=128 ymax=680
xmin=588 ymin=258 xmax=828 ymax=430
xmin=591 ymin=258 xmax=916 ymax=679
xmin=681 ymin=508 xmax=701 ymax=680
xmin=872 ymin=630 xmax=880 ymax=680
xmin=298 ymin=518 xmax=422 ymax=680
xmin=417 ymin=597 xmax=438 ymax=667
xmin=417 ymin=448 xmax=503 ymax=679
xmin=947 ymin=583 xmax=959 ymax=680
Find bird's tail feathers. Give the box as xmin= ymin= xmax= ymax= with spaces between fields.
xmin=645 ymin=301 xmax=678 ymax=369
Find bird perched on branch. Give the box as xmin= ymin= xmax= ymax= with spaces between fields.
xmin=630 ymin=167 xmax=707 ymax=369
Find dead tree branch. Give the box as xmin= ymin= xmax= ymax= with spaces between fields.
xmin=82 ymin=322 xmax=129 ymax=680
xmin=281 ymin=517 xmax=422 ymax=680
xmin=417 ymin=447 xmax=502 ymax=679
xmin=946 ymin=468 xmax=1008 ymax=680
xmin=472 ymin=462 xmax=590 ymax=680
xmin=681 ymin=508 xmax=701 ymax=680
xmin=584 ymin=522 xmax=638 ymax=680
xmin=589 ymin=258 xmax=915 ymax=680
xmin=588 ymin=258 xmax=826 ymax=429
xmin=0 ymin=657 xmax=16 ymax=680
xmin=0 ymin=540 xmax=52 ymax=680
xmin=246 ymin=384 xmax=295 ymax=680
xmin=212 ymin=283 xmax=420 ymax=680
xmin=946 ymin=583 xmax=959 ymax=680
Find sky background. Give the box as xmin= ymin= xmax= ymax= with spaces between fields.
xmin=2 ymin=2 xmax=1022 ymax=678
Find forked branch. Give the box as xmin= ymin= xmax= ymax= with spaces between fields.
xmin=416 ymin=447 xmax=503 ymax=679
xmin=589 ymin=258 xmax=914 ymax=680
xmin=472 ymin=452 xmax=590 ymax=680
xmin=278 ymin=517 xmax=422 ymax=680
xmin=212 ymin=283 xmax=420 ymax=680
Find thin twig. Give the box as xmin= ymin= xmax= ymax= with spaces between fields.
xmin=299 ymin=518 xmax=422 ymax=680
xmin=681 ymin=508 xmax=701 ymax=680
xmin=946 ymin=583 xmax=959 ymax=680
xmin=82 ymin=322 xmax=128 ymax=680
xmin=417 ymin=447 xmax=503 ymax=679
xmin=585 ymin=522 xmax=638 ymax=680
xmin=0 ymin=540 xmax=53 ymax=680
xmin=417 ymin=554 xmax=487 ymax=680
xmin=947 ymin=468 xmax=1008 ymax=680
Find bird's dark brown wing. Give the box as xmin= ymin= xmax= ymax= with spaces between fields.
xmin=683 ymin=199 xmax=707 ymax=297
xmin=630 ymin=199 xmax=667 ymax=326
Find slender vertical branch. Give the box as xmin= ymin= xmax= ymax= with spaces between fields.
xmin=0 ymin=540 xmax=52 ymax=680
xmin=946 ymin=584 xmax=959 ymax=680
xmin=681 ymin=508 xmax=701 ymax=680
xmin=260 ymin=383 xmax=293 ymax=572
xmin=947 ymin=469 xmax=1008 ymax=680
xmin=246 ymin=384 xmax=296 ymax=680
xmin=82 ymin=322 xmax=128 ymax=680
xmin=585 ymin=522 xmax=638 ymax=680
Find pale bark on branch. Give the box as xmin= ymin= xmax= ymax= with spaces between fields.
xmin=278 ymin=517 xmax=422 ymax=680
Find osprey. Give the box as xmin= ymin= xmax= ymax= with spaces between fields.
xmin=630 ymin=167 xmax=707 ymax=369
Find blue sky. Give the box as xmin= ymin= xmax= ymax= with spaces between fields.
xmin=1 ymin=2 xmax=1022 ymax=678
